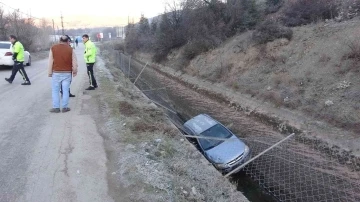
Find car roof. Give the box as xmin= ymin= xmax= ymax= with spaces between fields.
xmin=184 ymin=114 xmax=218 ymax=134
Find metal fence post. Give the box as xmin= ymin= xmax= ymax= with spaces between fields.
xmin=121 ymin=53 xmax=123 ymax=69
xmin=133 ymin=62 xmax=148 ymax=85
xmin=120 ymin=53 xmax=122 ymax=68
xmin=128 ymin=55 xmax=131 ymax=80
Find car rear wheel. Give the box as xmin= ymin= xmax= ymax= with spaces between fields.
xmin=26 ymin=56 xmax=31 ymax=66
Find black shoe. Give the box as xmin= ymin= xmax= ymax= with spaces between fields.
xmin=62 ymin=108 xmax=71 ymax=113
xmin=69 ymin=94 xmax=75 ymax=97
xmin=94 ymin=85 xmax=98 ymax=88
xmin=21 ymin=81 xmax=31 ymax=85
xmin=85 ymin=86 xmax=95 ymax=90
xmin=49 ymin=108 xmax=60 ymax=113
xmin=5 ymin=78 xmax=12 ymax=84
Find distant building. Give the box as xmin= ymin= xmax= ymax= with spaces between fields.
xmin=115 ymin=26 xmax=126 ymax=39
xmin=49 ymin=35 xmax=62 ymax=42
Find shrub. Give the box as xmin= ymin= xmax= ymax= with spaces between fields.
xmin=252 ymin=20 xmax=293 ymax=44
xmin=339 ymin=39 xmax=360 ymax=73
xmin=282 ymin=0 xmax=339 ymax=27
xmin=125 ymin=24 xmax=140 ymax=54
xmin=345 ymin=39 xmax=360 ymax=61
xmin=182 ymin=40 xmax=213 ymax=60
xmin=225 ymin=0 xmax=261 ymax=35
xmin=113 ymin=42 xmax=125 ymax=52
xmin=151 ymin=12 xmax=187 ymax=62
xmin=266 ymin=0 xmax=284 ymax=14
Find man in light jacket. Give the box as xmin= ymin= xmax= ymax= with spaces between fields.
xmin=82 ymin=34 xmax=98 ymax=90
xmin=48 ymin=35 xmax=78 ymax=113
xmin=5 ymin=35 xmax=31 ymax=85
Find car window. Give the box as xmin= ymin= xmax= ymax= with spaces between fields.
xmin=0 ymin=43 xmax=11 ymax=49
xmin=182 ymin=126 xmax=194 ymax=136
xmin=199 ymin=124 xmax=232 ymax=151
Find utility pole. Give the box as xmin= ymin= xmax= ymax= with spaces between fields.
xmin=60 ymin=12 xmax=64 ymax=34
xmin=52 ymin=19 xmax=56 ymax=42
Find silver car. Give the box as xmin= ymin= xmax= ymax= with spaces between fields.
xmin=183 ymin=114 xmax=250 ymax=173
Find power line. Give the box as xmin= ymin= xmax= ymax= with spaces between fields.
xmin=60 ymin=12 xmax=64 ymax=34
xmin=0 ymin=1 xmax=42 ymax=20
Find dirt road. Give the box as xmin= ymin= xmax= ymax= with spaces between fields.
xmin=0 ymin=45 xmax=113 ymax=202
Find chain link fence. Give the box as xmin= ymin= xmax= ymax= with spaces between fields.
xmin=241 ymin=134 xmax=360 ymax=202
xmin=114 ymin=52 xmax=360 ymax=202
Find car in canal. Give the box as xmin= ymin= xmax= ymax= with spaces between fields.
xmin=183 ymin=114 xmax=250 ymax=174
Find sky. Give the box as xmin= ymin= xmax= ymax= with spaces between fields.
xmin=1 ymin=0 xmax=169 ymax=27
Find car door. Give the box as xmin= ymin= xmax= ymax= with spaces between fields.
xmin=0 ymin=43 xmax=12 ymax=63
xmin=24 ymin=51 xmax=29 ymax=63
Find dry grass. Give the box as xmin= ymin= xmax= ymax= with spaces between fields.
xmin=344 ymin=39 xmax=360 ymax=61
xmin=262 ymin=91 xmax=283 ymax=107
xmin=273 ymin=72 xmax=291 ymax=87
xmin=252 ymin=20 xmax=293 ymax=44
xmin=337 ymin=39 xmax=360 ymax=75
xmin=266 ymin=52 xmax=287 ymax=65
xmin=319 ymin=54 xmax=331 ymax=63
xmin=119 ymin=101 xmax=136 ymax=116
xmin=232 ymin=82 xmax=240 ymax=90
xmin=131 ymin=121 xmax=158 ymax=133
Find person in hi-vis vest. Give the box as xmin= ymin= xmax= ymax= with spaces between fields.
xmin=5 ymin=35 xmax=31 ymax=85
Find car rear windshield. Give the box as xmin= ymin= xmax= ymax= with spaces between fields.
xmin=0 ymin=43 xmax=11 ymax=49
xmin=199 ymin=124 xmax=232 ymax=151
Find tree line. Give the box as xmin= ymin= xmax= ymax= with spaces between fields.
xmin=0 ymin=8 xmax=54 ymax=51
xmin=124 ymin=0 xmax=357 ymax=63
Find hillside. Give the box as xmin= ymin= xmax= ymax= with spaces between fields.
xmin=122 ymin=0 xmax=360 ymax=155
xmin=134 ymin=17 xmax=360 ymax=152
xmin=165 ymin=18 xmax=360 ymax=133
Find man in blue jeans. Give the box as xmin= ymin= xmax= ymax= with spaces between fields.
xmin=48 ymin=35 xmax=78 ymax=113
xmin=60 ymin=35 xmax=75 ymax=97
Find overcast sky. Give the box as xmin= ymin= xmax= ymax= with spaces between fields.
xmin=1 ymin=0 xmax=169 ymax=27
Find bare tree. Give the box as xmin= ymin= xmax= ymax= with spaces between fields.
xmin=0 ymin=7 xmax=9 ymax=40
xmin=36 ymin=18 xmax=52 ymax=50
xmin=165 ymin=0 xmax=184 ymax=29
xmin=6 ymin=10 xmax=40 ymax=51
xmin=125 ymin=0 xmax=261 ymax=62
